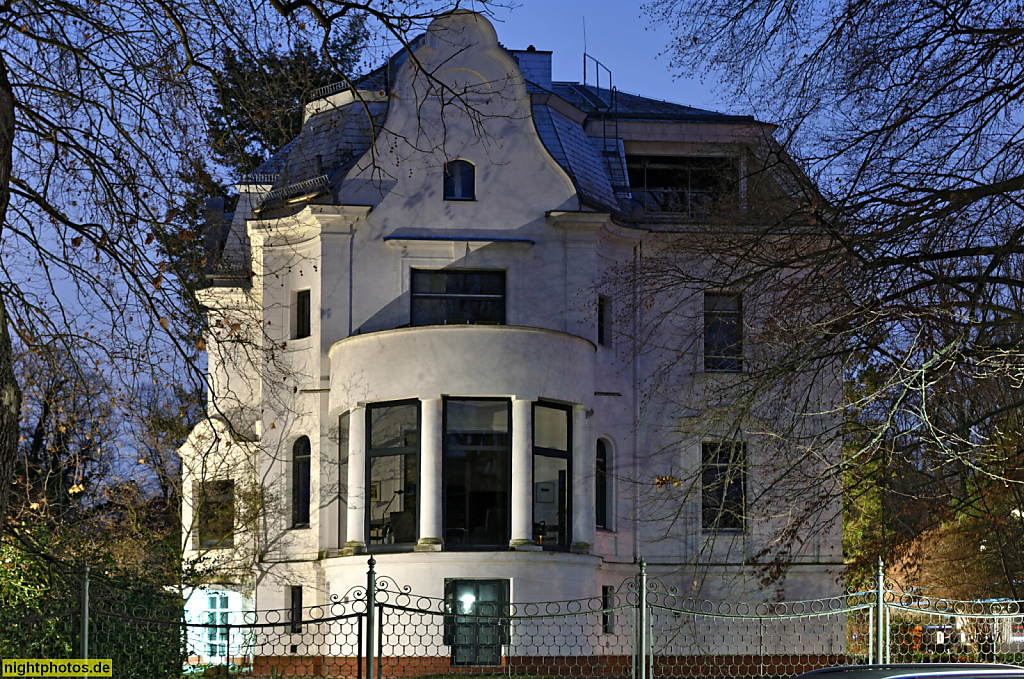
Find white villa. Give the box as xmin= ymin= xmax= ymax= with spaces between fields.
xmin=180 ymin=10 xmax=842 ymax=662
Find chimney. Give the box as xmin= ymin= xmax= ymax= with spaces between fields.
xmin=510 ymin=45 xmax=552 ymax=90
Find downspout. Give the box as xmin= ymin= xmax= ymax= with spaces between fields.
xmin=632 ymin=241 xmax=642 ymax=563
xmin=348 ymin=228 xmax=355 ymax=337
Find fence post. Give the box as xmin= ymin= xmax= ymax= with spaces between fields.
xmin=79 ymin=563 xmax=89 ymax=661
xmin=875 ymin=558 xmax=885 ymax=665
xmin=639 ymin=559 xmax=647 ymax=679
xmin=366 ymin=557 xmax=376 ymax=679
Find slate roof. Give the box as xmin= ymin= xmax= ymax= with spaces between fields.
xmin=247 ymin=40 xmax=758 ymax=218
xmin=550 ymin=82 xmax=754 ymax=124
xmin=531 ymin=103 xmax=620 ymax=212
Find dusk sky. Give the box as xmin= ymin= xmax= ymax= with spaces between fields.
xmin=488 ymin=0 xmax=726 ymax=113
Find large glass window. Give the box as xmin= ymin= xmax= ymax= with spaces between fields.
xmin=444 ymin=579 xmax=509 ymax=666
xmin=702 ymin=441 xmax=746 ymax=533
xmin=196 ymin=480 xmax=234 ymax=549
xmin=411 ymin=270 xmax=505 ymax=326
xmin=366 ymin=402 xmax=420 ymax=550
xmin=704 ymin=292 xmax=742 ymax=373
xmin=533 ymin=403 xmax=571 ymax=550
xmin=292 ymin=436 xmax=311 ymax=527
xmin=443 ymin=399 xmax=511 ymax=549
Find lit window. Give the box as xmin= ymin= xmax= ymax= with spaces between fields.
xmin=443 ymin=160 xmax=475 ymax=200
xmin=704 ymin=292 xmax=742 ymax=373
xmin=443 ymin=399 xmax=511 ymax=549
xmin=294 ymin=289 xmax=311 ymax=339
xmin=411 ymin=270 xmax=505 ymax=326
xmin=533 ymin=403 xmax=571 ymax=550
xmin=366 ymin=402 xmax=420 ymax=550
xmin=196 ymin=480 xmax=234 ymax=549
xmin=701 ymin=441 xmax=746 ymax=533
xmin=596 ymin=440 xmax=610 ymax=529
xmin=292 ymin=437 xmax=311 ymax=527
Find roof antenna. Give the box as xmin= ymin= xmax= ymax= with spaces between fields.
xmin=582 ymin=16 xmax=588 ymax=85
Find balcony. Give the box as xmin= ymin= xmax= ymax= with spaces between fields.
xmin=327 ymin=325 xmax=595 ymax=414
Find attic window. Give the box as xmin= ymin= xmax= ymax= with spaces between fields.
xmin=626 ymin=155 xmax=739 ymax=219
xmin=444 ymin=160 xmax=475 ymax=201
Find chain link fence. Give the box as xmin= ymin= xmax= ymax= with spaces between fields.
xmin=4 ymin=559 xmax=1024 ymax=678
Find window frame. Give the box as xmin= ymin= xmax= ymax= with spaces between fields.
xmin=596 ymin=439 xmax=610 ymax=530
xmin=597 ymin=295 xmax=612 ymax=347
xmin=196 ymin=480 xmax=235 ymax=549
xmin=701 ymin=441 xmax=747 ymax=534
xmin=532 ymin=401 xmax=572 ymax=551
xmin=365 ymin=400 xmax=421 ymax=552
xmin=443 ymin=159 xmax=476 ymax=201
xmin=293 ymin=289 xmax=311 ymax=340
xmin=292 ymin=436 xmax=311 ymax=528
xmin=625 ymin=154 xmax=740 ymax=218
xmin=410 ymin=269 xmax=506 ymax=327
xmin=289 ymin=585 xmax=303 ymax=634
xmin=442 ymin=397 xmax=513 ymax=551
xmin=704 ymin=292 xmax=743 ymax=373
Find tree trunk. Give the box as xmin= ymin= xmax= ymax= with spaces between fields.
xmin=0 ymin=53 xmax=22 ymax=527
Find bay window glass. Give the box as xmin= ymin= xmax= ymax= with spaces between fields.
xmin=443 ymin=399 xmax=511 ymax=549
xmin=366 ymin=402 xmax=420 ymax=549
xmin=533 ymin=403 xmax=571 ymax=550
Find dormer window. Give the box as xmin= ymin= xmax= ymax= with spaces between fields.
xmin=626 ymin=155 xmax=738 ymax=218
xmin=443 ymin=160 xmax=475 ymax=201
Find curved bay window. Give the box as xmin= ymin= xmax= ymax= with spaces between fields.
xmin=443 ymin=399 xmax=511 ymax=549
xmin=533 ymin=402 xmax=571 ymax=550
xmin=366 ymin=401 xmax=420 ymax=550
xmin=292 ymin=437 xmax=311 ymax=528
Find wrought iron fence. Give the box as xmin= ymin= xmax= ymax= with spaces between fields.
xmin=4 ymin=559 xmax=1024 ymax=678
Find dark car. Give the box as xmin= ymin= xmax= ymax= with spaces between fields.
xmin=797 ymin=665 xmax=1024 ymax=679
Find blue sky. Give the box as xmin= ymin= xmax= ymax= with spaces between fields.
xmin=486 ymin=1 xmax=726 ymax=112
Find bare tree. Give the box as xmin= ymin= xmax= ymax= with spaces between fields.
xmin=641 ymin=0 xmax=1024 ymax=585
xmin=0 ymin=0 xmax=506 ymax=544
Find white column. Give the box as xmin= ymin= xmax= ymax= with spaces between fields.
xmin=416 ymin=398 xmax=443 ymax=551
xmin=344 ymin=405 xmax=366 ymax=554
xmin=572 ymin=405 xmax=594 ymax=553
xmin=510 ymin=398 xmax=538 ymax=549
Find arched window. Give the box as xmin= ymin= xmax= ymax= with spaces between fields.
xmin=596 ymin=439 xmax=610 ymax=529
xmin=292 ymin=436 xmax=311 ymax=527
xmin=443 ymin=160 xmax=475 ymax=200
